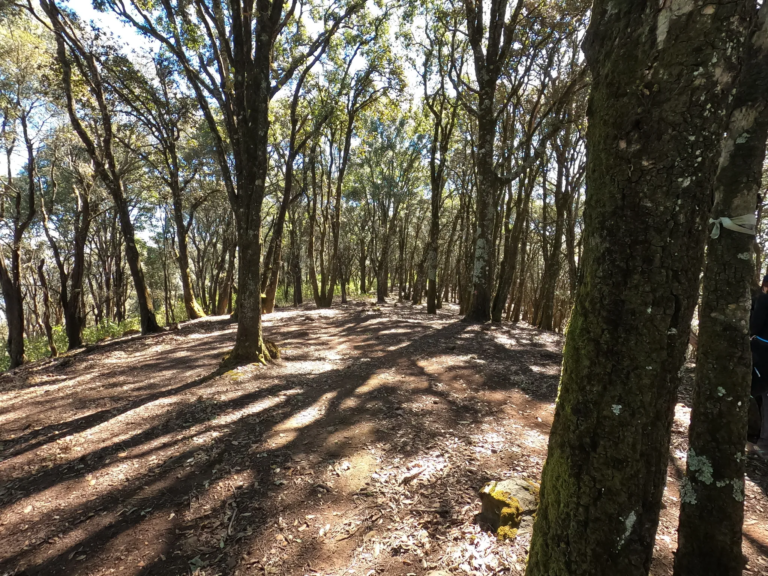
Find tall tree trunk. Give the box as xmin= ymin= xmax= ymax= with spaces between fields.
xmin=63 ymin=189 xmax=89 ymax=349
xmin=0 ymin=266 xmax=25 ymax=368
xmin=262 ymin=158 xmax=298 ymax=314
xmin=359 ymin=237 xmax=367 ymax=295
xmin=537 ymin=157 xmax=567 ymax=331
xmin=565 ymin=186 xmax=582 ymax=301
xmin=45 ymin=2 xmax=161 ymax=334
xmin=492 ymin=171 xmax=534 ymax=322
xmin=37 ymin=260 xmax=58 ymax=358
xmin=171 ymin=185 xmax=205 ymax=320
xmin=511 ymin=216 xmax=529 ymax=322
xmin=308 ymin=154 xmax=323 ymax=307
xmin=216 ymin=240 xmax=236 ymax=316
xmin=426 ymin=211 xmax=438 ymax=313
xmin=526 ymin=2 xmax=753 ymax=575
xmin=412 ymin=244 xmax=429 ymax=305
xmin=289 ymin=215 xmax=303 ymax=306
xmin=465 ymin=109 xmax=499 ymax=322
xmin=674 ymin=5 xmax=768 ymax=574
xmin=377 ymin=219 xmax=390 ymax=304
xmin=113 ymin=193 xmax=162 ymax=334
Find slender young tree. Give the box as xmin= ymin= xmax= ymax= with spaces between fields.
xmin=674 ymin=4 xmax=768 ymax=574
xmin=40 ymin=142 xmax=94 ymax=350
xmin=260 ymin=48 xmax=332 ymax=314
xmin=526 ymin=1 xmax=755 ymax=575
xmin=0 ymin=102 xmax=35 ymax=368
xmin=36 ymin=258 xmax=57 ymax=357
xmin=106 ymin=55 xmax=208 ymax=321
xmin=38 ymin=0 xmax=163 ymax=334
xmin=419 ymin=13 xmax=458 ymax=315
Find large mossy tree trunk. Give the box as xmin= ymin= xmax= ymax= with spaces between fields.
xmin=673 ymin=5 xmax=768 ymax=575
xmin=525 ymin=2 xmax=754 ymax=575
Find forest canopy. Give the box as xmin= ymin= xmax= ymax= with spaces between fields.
xmin=0 ymin=0 xmax=592 ymax=368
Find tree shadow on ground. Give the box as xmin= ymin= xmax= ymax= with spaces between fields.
xmin=0 ymin=303 xmax=565 ymax=576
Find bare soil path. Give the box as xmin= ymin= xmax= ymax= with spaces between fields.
xmin=1 ymin=302 xmax=767 ymax=576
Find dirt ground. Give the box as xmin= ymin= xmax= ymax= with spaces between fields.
xmin=1 ymin=301 xmax=767 ymax=576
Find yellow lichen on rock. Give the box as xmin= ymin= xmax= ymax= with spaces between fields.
xmin=497 ymin=525 xmax=519 ymax=541
xmin=500 ymin=503 xmax=522 ymax=527
xmin=479 ymin=479 xmax=539 ymax=542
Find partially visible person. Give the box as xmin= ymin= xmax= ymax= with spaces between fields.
xmin=749 ymin=274 xmax=768 ymax=456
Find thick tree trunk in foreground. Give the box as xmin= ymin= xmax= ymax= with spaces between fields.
xmin=526 ymin=2 xmax=753 ymax=575
xmin=674 ymin=5 xmax=768 ymax=575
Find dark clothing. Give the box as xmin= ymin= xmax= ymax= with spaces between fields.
xmin=751 ymin=291 xmax=768 ymax=396
xmin=751 ymin=291 xmax=768 ymax=339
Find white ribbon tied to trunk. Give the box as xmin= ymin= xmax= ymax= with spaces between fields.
xmin=709 ymin=214 xmax=757 ymax=239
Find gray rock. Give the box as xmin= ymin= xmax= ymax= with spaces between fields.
xmin=479 ymin=478 xmax=539 ymax=531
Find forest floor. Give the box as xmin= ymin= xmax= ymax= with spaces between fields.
xmin=1 ymin=300 xmax=767 ymax=576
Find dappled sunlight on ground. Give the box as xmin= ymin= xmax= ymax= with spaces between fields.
xmin=0 ymin=302 xmax=766 ymax=576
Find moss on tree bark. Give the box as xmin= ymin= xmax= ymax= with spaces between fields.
xmin=526 ymin=1 xmax=755 ymax=574
xmin=673 ymin=4 xmax=768 ymax=575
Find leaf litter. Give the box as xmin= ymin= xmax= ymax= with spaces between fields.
xmin=0 ymin=302 xmax=766 ymax=575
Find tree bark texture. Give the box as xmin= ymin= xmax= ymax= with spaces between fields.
xmin=674 ymin=4 xmax=768 ymax=575
xmin=0 ymin=265 xmax=24 ymax=368
xmin=526 ymin=2 xmax=754 ymax=575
